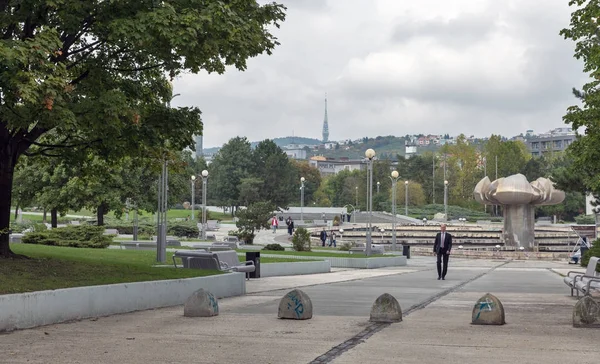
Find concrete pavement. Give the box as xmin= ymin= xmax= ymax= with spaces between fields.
xmin=1 ymin=258 xmax=598 ymax=364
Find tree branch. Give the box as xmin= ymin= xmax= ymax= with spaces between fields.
xmin=102 ymin=62 xmax=166 ymax=72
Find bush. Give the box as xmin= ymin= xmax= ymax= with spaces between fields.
xmin=333 ymin=215 xmax=340 ymax=226
xmin=32 ymin=223 xmax=48 ymax=232
xmin=292 ymin=227 xmax=311 ymax=252
xmin=338 ymin=241 xmax=355 ymax=251
xmin=263 ymin=243 xmax=285 ymax=251
xmin=167 ymin=223 xmax=199 ymax=238
xmin=9 ymin=222 xmax=32 ymax=233
xmin=21 ymin=225 xmax=112 ymax=248
xmin=581 ymin=239 xmax=600 ymax=272
xmin=575 ymin=214 xmax=596 ymax=225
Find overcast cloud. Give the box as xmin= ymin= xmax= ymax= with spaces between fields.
xmin=171 ymin=0 xmax=587 ymax=148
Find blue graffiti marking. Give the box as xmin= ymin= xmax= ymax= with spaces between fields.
xmin=475 ymin=298 xmax=493 ymax=320
xmin=287 ymin=292 xmax=304 ymax=318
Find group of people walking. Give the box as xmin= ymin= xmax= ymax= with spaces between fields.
xmin=319 ymin=228 xmax=337 ymax=247
xmin=270 ymin=215 xmax=296 ymax=236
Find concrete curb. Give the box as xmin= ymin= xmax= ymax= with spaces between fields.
xmin=0 ymin=272 xmax=246 ymax=332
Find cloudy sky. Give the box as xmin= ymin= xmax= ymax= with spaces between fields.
xmin=172 ymin=0 xmax=588 ymax=149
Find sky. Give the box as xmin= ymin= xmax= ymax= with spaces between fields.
xmin=171 ymin=0 xmax=588 ymax=149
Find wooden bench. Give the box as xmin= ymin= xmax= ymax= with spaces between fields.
xmin=564 ymin=257 xmax=600 ymax=297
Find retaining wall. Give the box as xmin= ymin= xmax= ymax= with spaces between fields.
xmin=260 ymin=261 xmax=331 ymax=277
xmin=0 ymin=272 xmax=245 ymax=332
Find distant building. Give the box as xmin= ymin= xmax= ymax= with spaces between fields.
xmin=322 ymin=96 xmax=329 ymax=142
xmin=527 ymin=128 xmax=576 ymax=157
xmin=309 ymin=157 xmax=366 ymax=176
xmin=405 ymin=138 xmax=417 ymax=159
xmin=283 ymin=145 xmax=307 ymax=160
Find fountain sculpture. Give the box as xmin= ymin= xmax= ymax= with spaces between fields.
xmin=473 ymin=174 xmax=565 ymax=250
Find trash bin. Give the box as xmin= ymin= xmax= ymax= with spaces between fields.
xmin=246 ymin=252 xmax=261 ymax=278
xmin=402 ymin=245 xmax=411 ymax=259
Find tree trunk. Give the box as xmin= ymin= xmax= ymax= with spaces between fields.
xmin=51 ymin=209 xmax=58 ymax=228
xmin=43 ymin=208 xmax=47 ymax=223
xmin=14 ymin=203 xmax=19 ymax=220
xmin=97 ymin=203 xmax=106 ymax=226
xmin=0 ymin=139 xmax=19 ymax=257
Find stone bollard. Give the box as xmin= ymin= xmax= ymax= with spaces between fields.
xmin=471 ymin=293 xmax=505 ymax=325
xmin=184 ymin=289 xmax=219 ymax=317
xmin=278 ymin=289 xmax=313 ymax=320
xmin=573 ymin=295 xmax=600 ymax=328
xmin=370 ymin=293 xmax=402 ymax=323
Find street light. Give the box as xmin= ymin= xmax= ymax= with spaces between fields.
xmin=300 ymin=177 xmax=305 ymax=221
xmin=404 ymin=180 xmax=409 ymax=216
xmin=191 ymin=175 xmax=196 ymax=221
xmin=201 ymin=169 xmax=209 ymax=240
xmin=389 ymin=170 xmax=400 ymax=251
xmin=377 ymin=181 xmax=380 ymax=194
xmin=365 ymin=148 xmax=376 ymax=256
xmin=355 ymin=186 xmax=358 ymax=209
xmin=444 ymin=180 xmax=449 ymax=221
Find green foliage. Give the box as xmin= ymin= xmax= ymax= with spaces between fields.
xmin=574 ymin=214 xmax=596 ymax=225
xmin=292 ymin=227 xmax=311 ymax=252
xmin=333 ymin=215 xmax=340 ymax=226
xmin=104 ymin=223 xmax=155 ymax=236
xmin=9 ymin=222 xmax=32 ymax=233
xmin=560 ymin=2 xmax=600 ymax=200
xmin=581 ymin=239 xmax=600 ymax=272
xmin=235 ymin=202 xmax=276 ymax=244
xmin=338 ymin=241 xmax=355 ymax=251
xmin=32 ymin=223 xmax=48 ymax=233
xmin=263 ymin=243 xmax=285 ymax=251
xmin=22 ymin=225 xmax=112 ymax=248
xmin=167 ymin=223 xmax=199 ymax=238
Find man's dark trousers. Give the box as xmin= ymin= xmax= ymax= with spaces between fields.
xmin=436 ymin=252 xmax=449 ymax=279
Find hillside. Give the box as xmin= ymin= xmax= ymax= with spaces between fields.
xmin=202 ymin=136 xmax=322 ymax=155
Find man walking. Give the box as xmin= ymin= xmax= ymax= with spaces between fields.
xmin=319 ymin=228 xmax=327 ymax=247
xmin=433 ymin=224 xmax=452 ymax=280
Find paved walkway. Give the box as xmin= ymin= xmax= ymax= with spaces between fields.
xmin=1 ymin=258 xmax=599 ymax=364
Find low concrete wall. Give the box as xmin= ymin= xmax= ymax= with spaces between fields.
xmin=410 ymin=247 xmax=570 ymax=261
xmin=261 ymin=261 xmax=331 ymax=277
xmin=0 ymin=273 xmax=245 ymax=333
xmin=326 ymin=256 xmax=407 ymax=268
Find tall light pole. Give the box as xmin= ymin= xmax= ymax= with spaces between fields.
xmin=156 ymin=160 xmax=168 ymax=263
xmin=405 ymin=180 xmax=409 ymax=216
xmin=191 ymin=175 xmax=196 ymax=221
xmin=300 ymin=176 xmax=305 ymax=221
xmin=444 ymin=180 xmax=449 ymax=221
xmin=201 ymin=169 xmax=209 ymax=240
xmin=389 ymin=170 xmax=400 ymax=251
xmin=365 ymin=148 xmax=376 ymax=256
xmin=355 ymin=186 xmax=358 ymax=209
xmin=377 ymin=181 xmax=380 ymax=194
xmin=432 ymin=155 xmax=436 ymax=204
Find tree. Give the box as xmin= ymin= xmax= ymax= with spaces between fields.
xmin=235 ymin=201 xmax=275 ymax=244
xmin=393 ymin=181 xmax=426 ymax=206
xmin=560 ymin=2 xmax=600 ymax=202
xmin=0 ymin=1 xmax=286 ymax=257
xmin=290 ymin=160 xmax=321 ymax=205
xmin=208 ymin=137 xmax=255 ymax=214
xmin=252 ymin=139 xmax=295 ymax=208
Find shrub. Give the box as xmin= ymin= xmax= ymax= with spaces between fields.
xmin=104 ymin=224 xmax=155 ymax=235
xmin=575 ymin=214 xmax=596 ymax=225
xmin=22 ymin=225 xmax=112 ymax=248
xmin=9 ymin=222 xmax=32 ymax=233
xmin=581 ymin=239 xmax=600 ymax=272
xmin=32 ymin=223 xmax=48 ymax=232
xmin=167 ymin=223 xmax=199 ymax=238
xmin=338 ymin=241 xmax=355 ymax=251
xmin=292 ymin=227 xmax=311 ymax=252
xmin=333 ymin=215 xmax=340 ymax=226
xmin=263 ymin=243 xmax=285 ymax=251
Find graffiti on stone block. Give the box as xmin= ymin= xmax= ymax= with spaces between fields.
xmin=475 ymin=298 xmax=494 ymax=320
xmin=286 ymin=292 xmax=304 ymax=318
xmin=209 ymin=293 xmax=219 ymax=314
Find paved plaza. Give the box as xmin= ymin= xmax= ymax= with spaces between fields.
xmin=1 ymin=257 xmax=599 ymax=364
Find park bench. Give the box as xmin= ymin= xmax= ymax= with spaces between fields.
xmin=172 ymin=250 xmax=255 ymax=279
xmin=564 ymin=257 xmax=600 ymax=297
xmin=9 ymin=233 xmax=23 ymax=243
xmin=206 ymin=220 xmax=220 ymax=231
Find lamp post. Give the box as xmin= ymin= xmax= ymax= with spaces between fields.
xmin=300 ymin=177 xmax=305 ymax=221
xmin=201 ymin=169 xmax=209 ymax=240
xmin=191 ymin=175 xmax=196 ymax=221
xmin=365 ymin=148 xmax=376 ymax=256
xmin=444 ymin=180 xmax=449 ymax=221
xmin=355 ymin=186 xmax=358 ymax=209
xmin=404 ymin=180 xmax=409 ymax=216
xmin=377 ymin=181 xmax=380 ymax=194
xmin=389 ymin=170 xmax=400 ymax=251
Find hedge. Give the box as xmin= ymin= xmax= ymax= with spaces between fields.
xmin=21 ymin=225 xmax=112 ymax=249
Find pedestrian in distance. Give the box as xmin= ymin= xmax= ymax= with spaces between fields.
xmin=328 ymin=230 xmax=337 ymax=247
xmin=271 ymin=215 xmax=278 ymax=233
xmin=319 ymin=228 xmax=327 ymax=247
xmin=433 ymin=223 xmax=452 ymax=280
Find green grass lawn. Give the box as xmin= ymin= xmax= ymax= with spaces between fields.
xmin=1 ymin=244 xmax=222 ymax=295
xmin=1 ymin=245 xmax=319 ymax=295
xmin=11 ymin=209 xmax=235 ymax=223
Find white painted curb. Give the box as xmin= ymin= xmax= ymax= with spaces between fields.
xmin=260 ymin=261 xmax=331 ymax=277
xmin=0 ymin=272 xmax=245 ymax=332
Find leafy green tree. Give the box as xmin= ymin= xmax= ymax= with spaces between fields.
xmin=252 ymin=140 xmax=295 ymax=207
xmin=483 ymin=135 xmax=530 ymax=179
xmin=208 ymin=137 xmax=254 ymax=213
xmin=235 ymin=201 xmax=275 ymax=244
xmin=290 ymin=160 xmax=321 ymax=204
xmin=0 ymin=1 xmax=286 ymax=257
xmin=560 ymin=2 xmax=600 ymax=202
